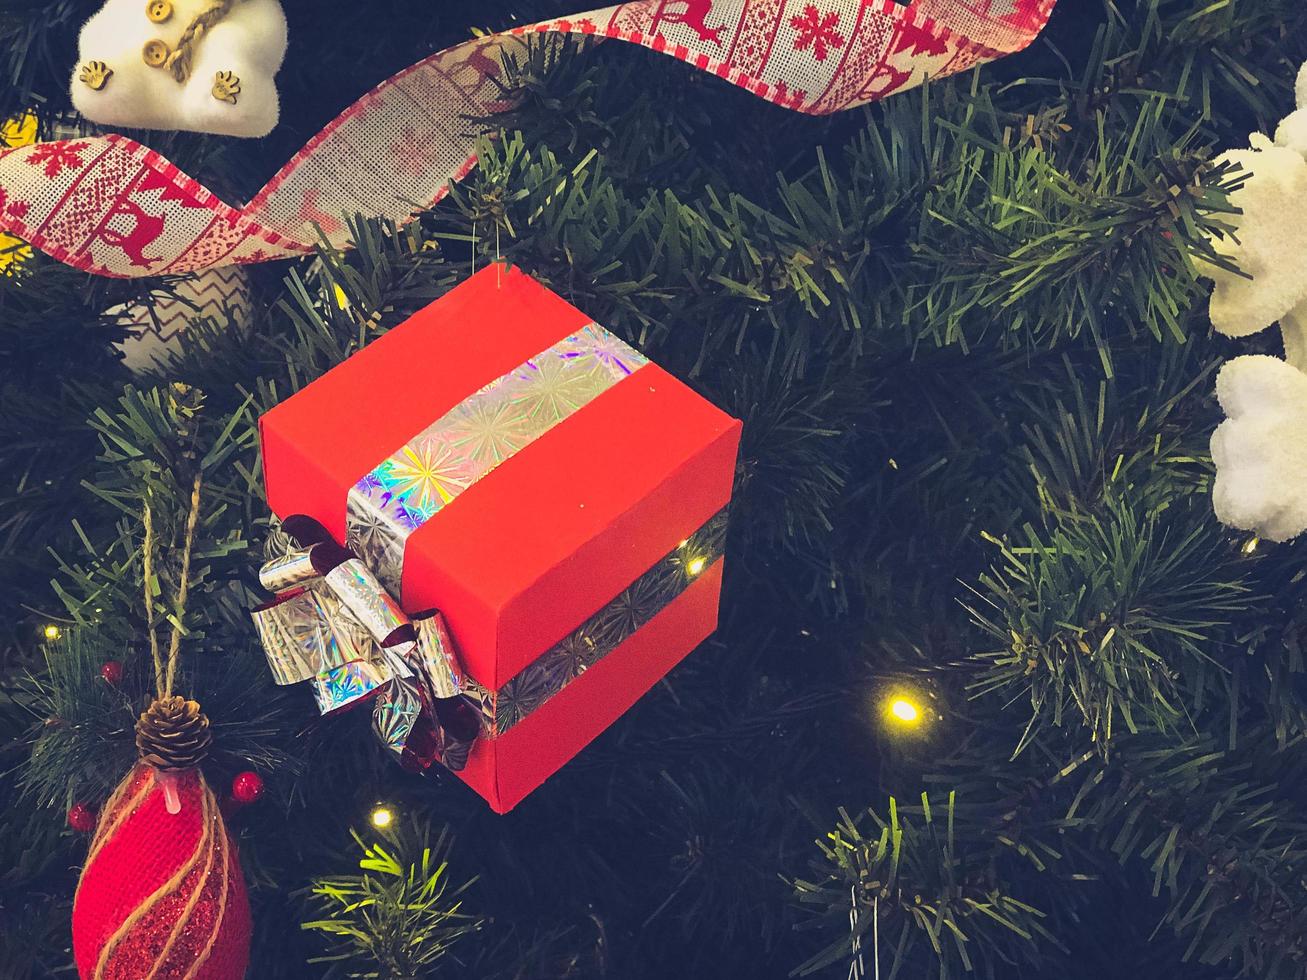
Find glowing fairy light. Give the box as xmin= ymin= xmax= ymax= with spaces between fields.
xmin=877 ymin=684 xmax=933 ymax=737
xmin=888 ymin=698 xmax=921 ymax=724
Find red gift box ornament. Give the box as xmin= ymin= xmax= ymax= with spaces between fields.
xmin=254 ymin=265 xmax=741 ymax=811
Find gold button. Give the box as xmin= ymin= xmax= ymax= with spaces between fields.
xmin=146 ymin=0 xmax=173 ymax=22
xmin=142 ymin=39 xmax=170 ymax=68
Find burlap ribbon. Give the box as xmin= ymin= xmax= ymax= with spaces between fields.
xmin=0 ymin=1 xmax=1056 ymax=278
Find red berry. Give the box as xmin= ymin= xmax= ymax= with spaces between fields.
xmin=67 ymin=803 xmax=96 ymax=833
xmin=100 ymin=660 xmax=123 ymax=685
xmin=230 ymin=771 xmax=264 ymax=806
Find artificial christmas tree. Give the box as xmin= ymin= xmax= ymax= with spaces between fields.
xmin=6 ymin=2 xmax=1307 ymax=979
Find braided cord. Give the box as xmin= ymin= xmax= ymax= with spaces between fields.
xmin=164 ymin=0 xmax=240 ymax=83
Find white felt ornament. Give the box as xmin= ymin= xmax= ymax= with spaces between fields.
xmin=71 ymin=0 xmax=287 ymax=138
xmin=1197 ymin=58 xmax=1307 ymax=541
xmin=1211 ymin=355 xmax=1307 ymax=542
xmin=1275 ymin=64 xmax=1307 ymax=157
xmin=1195 ymin=137 xmax=1307 ymax=338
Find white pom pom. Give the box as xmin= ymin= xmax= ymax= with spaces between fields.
xmin=1211 ymin=353 xmax=1307 ymax=541
xmin=1297 ymin=60 xmax=1307 ymax=109
xmin=1197 ymin=144 xmax=1307 ymax=337
xmin=1275 ymin=107 xmax=1307 ymax=158
xmin=70 ymin=0 xmax=287 ymax=138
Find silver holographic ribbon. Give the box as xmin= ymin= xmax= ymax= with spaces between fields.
xmin=252 ymin=583 xmax=369 ymax=687
xmin=259 ymin=547 xmax=318 ymax=592
xmin=466 ymin=507 xmax=728 ymax=735
xmin=255 ymin=505 xmax=729 ymax=750
xmin=323 ymin=558 xmax=407 ymax=643
xmin=251 ymin=535 xmax=476 ymax=770
xmin=253 ymin=578 xmax=461 ymax=712
xmin=345 ymin=323 xmax=649 ymax=598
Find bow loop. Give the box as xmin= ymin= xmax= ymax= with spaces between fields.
xmin=251 ymin=515 xmax=480 ymax=772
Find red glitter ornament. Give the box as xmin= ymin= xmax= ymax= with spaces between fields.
xmin=99 ymin=660 xmax=124 ymax=686
xmin=71 ymin=765 xmax=251 ymax=980
xmin=229 ymin=771 xmax=264 ymax=806
xmin=67 ymin=803 xmax=96 ymax=833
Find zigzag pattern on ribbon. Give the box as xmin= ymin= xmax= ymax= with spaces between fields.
xmin=0 ymin=0 xmax=1055 ymax=278
xmin=140 ymin=266 xmax=252 ymax=340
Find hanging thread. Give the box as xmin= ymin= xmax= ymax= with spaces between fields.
xmin=141 ymin=504 xmax=164 ymax=695
xmin=847 ymin=884 xmax=866 ymax=980
xmin=141 ymin=473 xmax=205 ymax=700
xmin=873 ymin=894 xmax=880 ymax=980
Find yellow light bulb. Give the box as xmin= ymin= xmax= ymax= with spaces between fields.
xmin=43 ymin=624 xmax=61 ymax=641
xmin=1242 ymin=536 xmax=1259 ymax=555
xmin=370 ymin=805 xmax=393 ymax=828
xmin=687 ymin=557 xmax=707 ymax=576
xmin=888 ymin=698 xmax=920 ymax=724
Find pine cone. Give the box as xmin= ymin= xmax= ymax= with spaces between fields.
xmin=135 ymin=696 xmax=212 ymax=770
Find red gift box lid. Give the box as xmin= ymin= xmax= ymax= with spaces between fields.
xmin=260 ymin=265 xmax=741 ymax=690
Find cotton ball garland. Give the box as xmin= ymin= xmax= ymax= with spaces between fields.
xmin=1196 ymin=137 xmax=1307 ymax=338
xmin=1211 ymin=355 xmax=1307 ymax=542
xmin=70 ymin=0 xmax=287 ymax=138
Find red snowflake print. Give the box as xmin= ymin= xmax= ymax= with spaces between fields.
xmin=349 ymin=90 xmax=386 ymax=117
xmin=26 ymin=141 xmax=90 ymax=178
xmin=790 ymin=5 xmax=845 ymax=62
